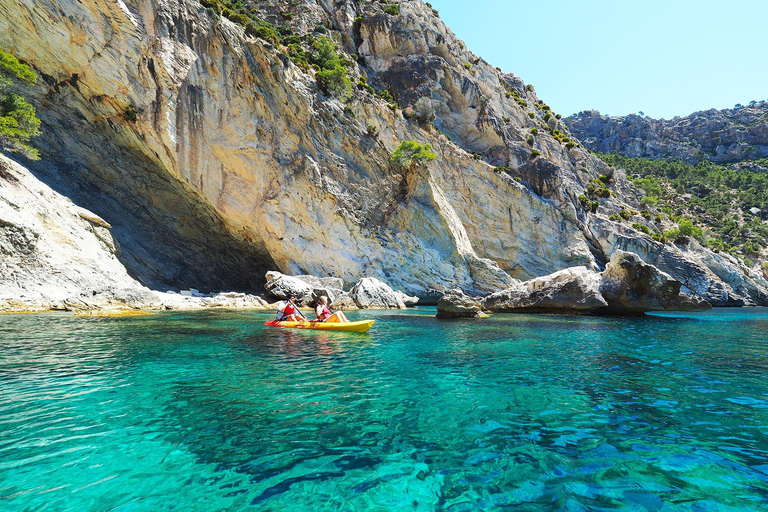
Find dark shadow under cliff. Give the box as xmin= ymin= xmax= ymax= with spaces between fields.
xmin=22 ymin=116 xmax=277 ymax=294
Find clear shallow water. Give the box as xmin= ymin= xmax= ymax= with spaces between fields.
xmin=2 ymin=308 xmax=768 ymax=511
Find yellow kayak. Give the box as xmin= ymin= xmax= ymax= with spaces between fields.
xmin=264 ymin=319 xmax=375 ymax=333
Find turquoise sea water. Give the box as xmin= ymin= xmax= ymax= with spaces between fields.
xmin=2 ymin=308 xmax=768 ymax=511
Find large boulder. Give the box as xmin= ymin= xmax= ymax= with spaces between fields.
xmin=311 ymin=286 xmax=358 ymax=310
xmin=436 ymin=289 xmax=486 ymax=318
xmin=482 ymin=266 xmax=608 ymax=314
xmin=264 ymin=272 xmax=315 ymax=305
xmin=599 ymin=250 xmax=711 ymax=314
xmin=395 ymin=290 xmax=420 ymax=307
xmin=349 ymin=277 xmax=412 ymax=309
xmin=264 ymin=272 xmax=358 ymax=309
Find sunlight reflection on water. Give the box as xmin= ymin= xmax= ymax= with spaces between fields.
xmin=1 ymin=308 xmax=768 ymax=510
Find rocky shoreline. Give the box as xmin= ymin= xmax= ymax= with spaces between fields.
xmin=2 ymin=0 xmax=767 ymax=315
xmin=0 ymin=153 xmax=761 ymax=317
xmin=1 ymin=256 xmax=714 ymax=320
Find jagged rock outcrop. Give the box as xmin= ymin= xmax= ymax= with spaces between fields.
xmin=0 ymin=0 xmax=607 ymax=300
xmin=481 ymin=252 xmax=710 ymax=315
xmin=587 ymin=217 xmax=768 ymax=306
xmin=566 ymin=105 xmax=768 ymax=165
xmin=436 ymin=289 xmax=485 ymax=318
xmin=0 ymin=0 xmax=766 ymax=308
xmin=599 ymin=250 xmax=711 ymax=314
xmin=481 ymin=267 xmax=607 ymax=314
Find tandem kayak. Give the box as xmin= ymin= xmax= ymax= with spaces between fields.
xmin=264 ymin=319 xmax=375 ymax=333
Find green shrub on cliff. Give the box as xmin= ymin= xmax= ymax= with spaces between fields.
xmin=0 ymin=49 xmax=41 ymax=160
xmin=391 ymin=140 xmax=437 ymax=168
xmin=316 ymin=66 xmax=352 ymax=99
xmin=312 ymin=36 xmax=341 ymax=70
xmin=311 ymin=36 xmax=352 ymax=99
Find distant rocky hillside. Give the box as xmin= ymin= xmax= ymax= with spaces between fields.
xmin=1 ymin=0 xmax=767 ymax=308
xmin=567 ymin=103 xmax=768 ymax=165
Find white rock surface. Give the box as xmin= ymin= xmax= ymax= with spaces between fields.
xmin=0 ymin=154 xmax=271 ymax=312
xmin=349 ymin=277 xmax=408 ymax=309
xmin=0 ymin=154 xmax=158 ymax=310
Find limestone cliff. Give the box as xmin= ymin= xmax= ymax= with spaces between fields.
xmin=1 ymin=0 xmax=766 ymax=306
xmin=566 ymin=104 xmax=768 ymax=165
xmin=0 ymin=154 xmax=272 ymax=310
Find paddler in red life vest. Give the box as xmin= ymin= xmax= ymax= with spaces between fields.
xmin=315 ymin=295 xmax=349 ymax=323
xmin=277 ymin=296 xmax=305 ymax=322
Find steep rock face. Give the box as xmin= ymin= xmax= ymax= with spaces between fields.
xmin=0 ymin=154 xmax=160 ymax=309
xmin=566 ymin=105 xmax=768 ymax=164
xmin=0 ymin=0 xmax=600 ymax=297
xmin=0 ymin=0 xmax=765 ymax=305
xmin=0 ymin=0 xmax=277 ymax=292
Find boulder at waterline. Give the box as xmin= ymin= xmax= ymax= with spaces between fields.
xmin=264 ymin=272 xmax=315 ymax=305
xmin=436 ymin=289 xmax=486 ymax=318
xmin=349 ymin=277 xmax=416 ymax=309
xmin=599 ymin=250 xmax=711 ymax=314
xmin=482 ymin=266 xmax=607 ymax=314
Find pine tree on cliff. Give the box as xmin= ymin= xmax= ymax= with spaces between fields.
xmin=0 ymin=49 xmax=41 ymax=160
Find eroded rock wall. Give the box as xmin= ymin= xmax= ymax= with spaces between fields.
xmin=0 ymin=0 xmax=765 ymax=304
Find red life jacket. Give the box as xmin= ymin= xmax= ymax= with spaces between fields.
xmin=317 ymin=304 xmax=332 ymax=321
xmin=284 ymin=302 xmax=297 ymax=315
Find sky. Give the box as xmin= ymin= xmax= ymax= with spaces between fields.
xmin=428 ymin=0 xmax=767 ymax=119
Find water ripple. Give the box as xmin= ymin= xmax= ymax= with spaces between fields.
xmin=2 ymin=309 xmax=768 ymax=510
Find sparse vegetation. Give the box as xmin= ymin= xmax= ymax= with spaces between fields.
xmin=600 ymin=152 xmax=768 ymax=259
xmin=0 ymin=48 xmax=41 ymax=159
xmin=632 ymin=223 xmax=651 ymax=235
xmin=122 ymin=105 xmax=140 ymax=123
xmin=384 ymin=4 xmax=400 ymax=15
xmin=312 ymin=35 xmax=352 ymax=99
xmin=357 ymin=76 xmax=375 ymax=95
xmin=391 ymin=140 xmax=437 ymax=168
